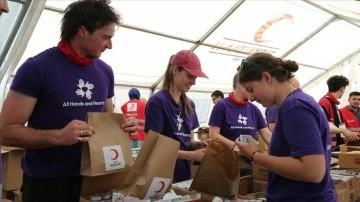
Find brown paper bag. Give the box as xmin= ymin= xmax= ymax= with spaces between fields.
xmin=190 ymin=139 xmax=240 ymax=198
xmin=80 ymin=112 xmax=132 ymax=176
xmin=118 ymin=130 xmax=180 ymax=200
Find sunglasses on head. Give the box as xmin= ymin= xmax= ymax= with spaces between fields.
xmin=237 ymin=58 xmax=264 ymax=71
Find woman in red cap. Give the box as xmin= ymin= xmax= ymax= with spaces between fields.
xmin=144 ymin=50 xmax=208 ymax=183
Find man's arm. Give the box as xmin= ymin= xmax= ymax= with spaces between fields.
xmin=0 ymin=90 xmax=89 ymax=148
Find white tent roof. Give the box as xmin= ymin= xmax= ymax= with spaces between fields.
xmin=1 ymin=0 xmax=360 ymax=122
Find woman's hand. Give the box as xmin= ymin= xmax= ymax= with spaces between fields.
xmin=191 ymin=148 xmax=206 ymax=162
xmin=234 ymin=135 xmax=258 ymax=158
xmin=190 ymin=140 xmax=208 ymax=150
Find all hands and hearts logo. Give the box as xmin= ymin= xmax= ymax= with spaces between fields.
xmin=76 ymin=79 xmax=94 ymax=100
xmin=238 ymin=114 xmax=248 ymax=125
xmin=102 ymin=145 xmax=125 ymax=171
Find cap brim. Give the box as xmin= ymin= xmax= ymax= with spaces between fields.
xmin=187 ymin=69 xmax=209 ymax=79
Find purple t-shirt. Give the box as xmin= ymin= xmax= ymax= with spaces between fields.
xmin=208 ymin=97 xmax=267 ymax=164
xmin=266 ymin=89 xmax=336 ymax=201
xmin=144 ymin=89 xmax=199 ymax=183
xmin=265 ymin=104 xmax=278 ymax=126
xmin=11 ymin=47 xmax=114 ymax=177
xmin=208 ymin=97 xmax=267 ymax=141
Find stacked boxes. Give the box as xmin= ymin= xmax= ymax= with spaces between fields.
xmin=338 ymin=144 xmax=360 ymax=169
xmin=196 ymin=127 xmax=209 ymax=141
xmin=331 ymin=172 xmax=360 ymax=202
xmin=1 ymin=147 xmax=24 ymax=191
xmin=332 ymin=144 xmax=360 ymax=202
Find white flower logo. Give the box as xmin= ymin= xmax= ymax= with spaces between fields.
xmin=238 ymin=114 xmax=248 ymax=125
xmin=75 ymin=79 xmax=94 ymax=100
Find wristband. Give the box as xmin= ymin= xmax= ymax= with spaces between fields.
xmin=250 ymin=150 xmax=260 ymax=161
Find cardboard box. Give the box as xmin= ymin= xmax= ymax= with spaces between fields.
xmin=258 ymin=136 xmax=268 ymax=151
xmin=336 ymin=186 xmax=350 ymax=202
xmin=349 ymin=188 xmax=359 ymax=202
xmin=338 ymin=151 xmax=360 ymax=169
xmin=252 ymin=179 xmax=267 ymax=193
xmin=1 ymin=147 xmax=24 ymax=191
xmin=339 ymin=145 xmax=360 ymax=152
xmin=80 ymin=171 xmax=128 ymax=202
xmin=196 ymin=127 xmax=209 ymax=141
xmin=13 ymin=190 xmax=22 ymax=202
xmin=252 ymin=163 xmax=267 ymax=182
xmin=331 ymin=173 xmax=358 ymax=190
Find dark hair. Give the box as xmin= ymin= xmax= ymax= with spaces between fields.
xmin=61 ymin=0 xmax=122 ymax=41
xmin=327 ymin=75 xmax=349 ymax=92
xmin=237 ymin=53 xmax=298 ymax=84
xmin=349 ymin=91 xmax=360 ymax=97
xmin=162 ymin=55 xmax=194 ymax=117
xmin=211 ymin=90 xmax=224 ymax=99
xmin=232 ymin=72 xmax=240 ymax=89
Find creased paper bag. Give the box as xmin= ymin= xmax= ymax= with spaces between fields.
xmin=118 ymin=130 xmax=180 ymax=200
xmin=81 ymin=112 xmax=132 ymax=176
xmin=190 ymin=139 xmax=240 ymax=198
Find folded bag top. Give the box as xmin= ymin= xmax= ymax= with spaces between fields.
xmin=190 ymin=138 xmax=240 ymax=198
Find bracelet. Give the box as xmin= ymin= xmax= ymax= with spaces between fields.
xmin=250 ymin=150 xmax=260 ymax=161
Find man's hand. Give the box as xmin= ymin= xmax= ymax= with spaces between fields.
xmin=342 ymin=130 xmax=360 ymax=142
xmin=121 ymin=116 xmax=138 ymax=133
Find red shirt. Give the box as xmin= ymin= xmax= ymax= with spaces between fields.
xmin=318 ymin=92 xmax=341 ymax=124
xmin=319 ymin=92 xmax=342 ymax=148
xmin=121 ymin=99 xmax=146 ymax=140
xmin=340 ymin=106 xmax=360 ymax=132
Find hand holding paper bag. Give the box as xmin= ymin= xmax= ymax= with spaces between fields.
xmin=81 ymin=112 xmax=132 ymax=176
xmin=190 ymin=139 xmax=240 ymax=198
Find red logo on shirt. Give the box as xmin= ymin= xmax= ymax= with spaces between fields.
xmin=354 ymin=158 xmax=360 ymax=164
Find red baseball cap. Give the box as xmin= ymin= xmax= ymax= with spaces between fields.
xmin=170 ymin=50 xmax=208 ymax=79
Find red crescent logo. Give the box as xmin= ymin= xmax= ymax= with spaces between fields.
xmin=355 ymin=158 xmax=360 ymax=164
xmin=155 ymin=181 xmax=165 ymax=193
xmin=109 ymin=149 xmax=119 ymax=160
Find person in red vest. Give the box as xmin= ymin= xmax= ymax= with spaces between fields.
xmin=318 ymin=75 xmax=359 ymax=150
xmin=121 ymin=88 xmax=146 ymax=148
xmin=339 ymin=91 xmax=360 ymax=135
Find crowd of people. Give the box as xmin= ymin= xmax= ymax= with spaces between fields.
xmin=0 ymin=0 xmax=359 ymax=202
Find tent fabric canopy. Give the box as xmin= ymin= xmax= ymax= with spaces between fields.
xmin=1 ymin=0 xmax=360 ymax=122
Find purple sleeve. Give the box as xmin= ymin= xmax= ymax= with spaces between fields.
xmin=105 ymin=63 xmax=115 ymax=99
xmin=265 ymin=105 xmax=278 ymax=125
xmin=11 ymin=58 xmax=41 ymax=98
xmin=144 ymin=96 xmax=165 ymax=133
xmin=208 ymin=101 xmax=225 ymax=127
xmin=254 ymin=105 xmax=267 ymax=129
xmin=282 ymin=108 xmax=324 ymax=157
